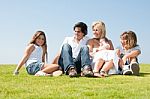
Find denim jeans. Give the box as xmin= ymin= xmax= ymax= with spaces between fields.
xmin=58 ymin=43 xmax=91 ymax=74
xmin=26 ymin=62 xmax=44 ymax=75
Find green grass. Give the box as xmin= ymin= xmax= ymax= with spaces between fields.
xmin=0 ymin=64 xmax=150 ymax=99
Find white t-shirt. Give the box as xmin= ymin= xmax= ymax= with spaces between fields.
xmin=60 ymin=36 xmax=90 ymax=58
xmin=25 ymin=44 xmax=43 ymax=66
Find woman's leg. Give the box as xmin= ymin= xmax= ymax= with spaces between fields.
xmin=93 ymin=58 xmax=104 ymax=77
xmin=93 ymin=58 xmax=104 ymax=73
xmin=98 ymin=60 xmax=113 ymax=77
xmin=101 ymin=60 xmax=114 ymax=73
xmin=41 ymin=64 xmax=59 ymax=74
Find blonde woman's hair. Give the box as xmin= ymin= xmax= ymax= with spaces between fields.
xmin=29 ymin=31 xmax=48 ymax=62
xmin=92 ymin=20 xmax=106 ymax=39
xmin=120 ymin=31 xmax=137 ymax=49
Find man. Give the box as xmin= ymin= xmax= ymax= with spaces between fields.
xmin=52 ymin=22 xmax=93 ymax=77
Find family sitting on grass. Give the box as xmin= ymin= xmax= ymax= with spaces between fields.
xmin=13 ymin=20 xmax=141 ymax=78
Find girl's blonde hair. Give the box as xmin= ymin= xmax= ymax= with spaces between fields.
xmin=29 ymin=31 xmax=48 ymax=62
xmin=92 ymin=20 xmax=106 ymax=39
xmin=120 ymin=31 xmax=137 ymax=49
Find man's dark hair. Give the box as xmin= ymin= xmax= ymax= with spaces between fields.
xmin=73 ymin=22 xmax=88 ymax=36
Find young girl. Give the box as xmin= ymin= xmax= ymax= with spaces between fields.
xmin=13 ymin=31 xmax=62 ymax=76
xmin=117 ymin=31 xmax=141 ymax=75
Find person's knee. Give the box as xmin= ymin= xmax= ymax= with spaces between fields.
xmin=130 ymin=57 xmax=137 ymax=62
xmin=81 ymin=45 xmax=88 ymax=51
xmin=62 ymin=44 xmax=72 ymax=51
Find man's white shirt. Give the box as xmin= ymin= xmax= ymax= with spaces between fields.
xmin=60 ymin=36 xmax=90 ymax=58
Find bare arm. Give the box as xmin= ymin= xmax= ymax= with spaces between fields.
xmin=87 ymin=39 xmax=95 ymax=58
xmin=13 ymin=44 xmax=35 ymax=75
xmin=122 ymin=50 xmax=141 ymax=63
xmin=108 ymin=40 xmax=114 ymax=50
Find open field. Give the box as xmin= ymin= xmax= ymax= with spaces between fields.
xmin=0 ymin=64 xmax=150 ymax=99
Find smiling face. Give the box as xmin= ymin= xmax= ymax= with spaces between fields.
xmin=92 ymin=21 xmax=106 ymax=40
xmin=120 ymin=32 xmax=130 ymax=50
xmin=120 ymin=31 xmax=137 ymax=50
xmin=30 ymin=31 xmax=46 ymax=47
xmin=92 ymin=25 xmax=102 ymax=39
xmin=120 ymin=37 xmax=128 ymax=49
xmin=35 ymin=35 xmax=45 ymax=46
xmin=74 ymin=27 xmax=84 ymax=41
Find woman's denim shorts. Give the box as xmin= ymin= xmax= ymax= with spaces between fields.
xmin=26 ymin=62 xmax=44 ymax=75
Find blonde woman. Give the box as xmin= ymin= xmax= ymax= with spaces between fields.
xmin=87 ymin=20 xmax=116 ymax=77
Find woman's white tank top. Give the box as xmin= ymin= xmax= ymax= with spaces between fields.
xmin=25 ymin=44 xmax=43 ymax=66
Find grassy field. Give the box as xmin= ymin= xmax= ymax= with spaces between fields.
xmin=0 ymin=64 xmax=150 ymax=99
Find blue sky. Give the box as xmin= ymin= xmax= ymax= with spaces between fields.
xmin=0 ymin=0 xmax=149 ymax=64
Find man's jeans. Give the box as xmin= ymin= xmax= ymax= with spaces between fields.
xmin=58 ymin=43 xmax=91 ymax=74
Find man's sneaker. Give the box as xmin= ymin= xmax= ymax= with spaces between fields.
xmin=122 ymin=65 xmax=132 ymax=75
xmin=130 ymin=62 xmax=140 ymax=76
xmin=81 ymin=65 xmax=93 ymax=77
xmin=68 ymin=66 xmax=77 ymax=77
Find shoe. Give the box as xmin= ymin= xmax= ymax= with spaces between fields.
xmin=123 ymin=69 xmax=133 ymax=75
xmin=52 ymin=70 xmax=63 ymax=77
xmin=68 ymin=66 xmax=77 ymax=77
xmin=122 ymin=65 xmax=132 ymax=75
xmin=130 ymin=62 xmax=140 ymax=76
xmin=35 ymin=71 xmax=52 ymax=76
xmin=82 ymin=65 xmax=93 ymax=77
